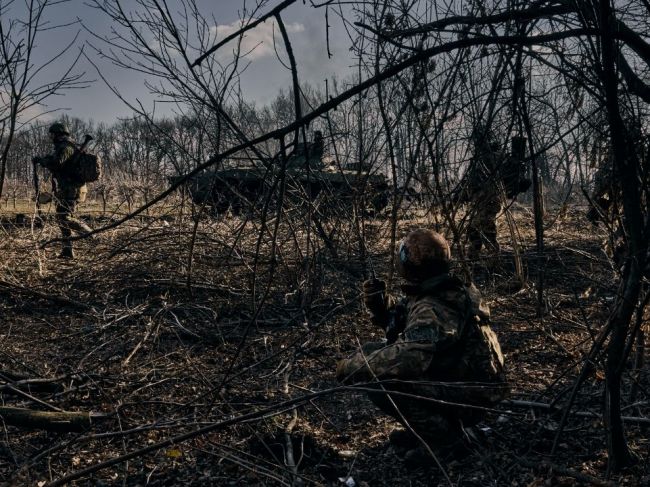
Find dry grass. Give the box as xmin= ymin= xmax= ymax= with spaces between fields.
xmin=0 ymin=203 xmax=648 ymax=486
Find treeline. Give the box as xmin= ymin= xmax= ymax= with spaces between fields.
xmin=1 ymin=80 xmax=610 ymax=209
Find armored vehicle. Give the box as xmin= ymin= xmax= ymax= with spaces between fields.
xmin=169 ymin=132 xmax=390 ymax=215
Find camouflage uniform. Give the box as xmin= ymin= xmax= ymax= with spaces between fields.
xmin=337 ymin=274 xmax=509 ymax=440
xmin=465 ymin=143 xmax=502 ymax=258
xmin=464 ymin=135 xmax=529 ymax=259
xmin=39 ymin=135 xmax=91 ymax=257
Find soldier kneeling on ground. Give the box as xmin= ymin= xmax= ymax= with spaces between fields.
xmin=336 ymin=229 xmax=509 ymax=463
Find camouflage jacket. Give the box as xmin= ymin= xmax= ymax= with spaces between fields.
xmin=366 ymin=274 xmax=506 ymax=385
xmin=463 ymin=144 xmax=528 ymax=201
xmin=39 ymin=137 xmax=87 ymax=202
xmin=467 ymin=149 xmax=500 ymax=193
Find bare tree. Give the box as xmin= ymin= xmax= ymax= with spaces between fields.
xmin=5 ymin=1 xmax=647 ymax=483
xmin=0 ymin=0 xmax=86 ymax=198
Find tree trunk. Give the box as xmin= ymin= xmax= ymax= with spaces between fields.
xmin=599 ymin=0 xmax=647 ymax=470
xmin=604 ymin=307 xmax=635 ymax=470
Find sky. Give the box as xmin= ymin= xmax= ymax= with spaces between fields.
xmin=4 ymin=0 xmax=358 ymax=125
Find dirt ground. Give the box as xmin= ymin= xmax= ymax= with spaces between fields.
xmin=0 ymin=200 xmax=648 ymax=486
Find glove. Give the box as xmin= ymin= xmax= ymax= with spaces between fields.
xmin=362 ymin=278 xmax=386 ymax=311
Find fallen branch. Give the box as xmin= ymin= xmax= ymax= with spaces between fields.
xmin=46 ymin=388 xmax=336 ymax=486
xmin=517 ymin=458 xmax=617 ymax=487
xmin=0 ymin=371 xmax=65 ymax=394
xmin=0 ymin=407 xmax=109 ymax=433
xmin=0 ymin=384 xmax=62 ymax=412
xmin=504 ymin=399 xmax=650 ymax=425
xmin=0 ymin=279 xmax=92 ymax=310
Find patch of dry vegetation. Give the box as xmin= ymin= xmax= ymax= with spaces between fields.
xmin=0 ymin=204 xmax=648 ymax=486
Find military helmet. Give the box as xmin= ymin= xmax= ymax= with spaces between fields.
xmin=48 ymin=122 xmax=70 ymax=136
xmin=397 ymin=229 xmax=451 ymax=282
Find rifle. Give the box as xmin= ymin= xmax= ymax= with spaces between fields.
xmin=78 ymin=134 xmax=94 ymax=153
xmin=32 ymin=157 xmax=42 ymax=219
xmin=367 ymin=256 xmax=407 ymax=344
xmin=59 ymin=133 xmax=94 ymax=182
xmin=32 ymin=157 xmax=49 ymax=223
xmin=386 ymin=299 xmax=407 ymax=344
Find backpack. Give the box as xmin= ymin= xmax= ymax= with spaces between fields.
xmin=71 ymin=150 xmax=102 ymax=183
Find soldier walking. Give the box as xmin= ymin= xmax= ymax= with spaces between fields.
xmin=336 ymin=229 xmax=509 ymax=460
xmin=34 ymin=122 xmax=93 ymax=259
xmin=462 ymin=126 xmax=530 ymax=260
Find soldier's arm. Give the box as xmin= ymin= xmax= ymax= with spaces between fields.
xmin=336 ymin=340 xmax=433 ymax=384
xmin=403 ymin=293 xmax=466 ymax=353
xmin=364 ymin=289 xmax=396 ymax=331
xmin=40 ymin=144 xmax=74 ymax=172
xmin=361 ymin=278 xmax=397 ymax=331
xmin=338 ymin=292 xmax=476 ymax=385
xmin=38 ymin=154 xmax=53 ymax=170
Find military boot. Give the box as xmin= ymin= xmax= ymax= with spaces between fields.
xmin=467 ymin=233 xmax=482 ymax=261
xmin=484 ymin=233 xmax=500 ymax=255
xmin=59 ymin=246 xmax=74 ymax=259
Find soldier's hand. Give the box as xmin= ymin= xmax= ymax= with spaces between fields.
xmin=362 ymin=278 xmax=386 ymax=312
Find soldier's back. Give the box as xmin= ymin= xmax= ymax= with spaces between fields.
xmin=417 ymin=283 xmax=505 ymax=384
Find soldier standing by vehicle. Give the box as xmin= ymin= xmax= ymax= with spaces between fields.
xmin=462 ymin=126 xmax=530 ymax=260
xmin=336 ymin=229 xmax=509 ymax=459
xmin=34 ymin=122 xmax=93 ymax=259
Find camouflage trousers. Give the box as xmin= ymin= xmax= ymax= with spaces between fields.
xmin=338 ymin=341 xmax=505 ymax=440
xmin=467 ymin=192 xmax=501 ymax=259
xmin=56 ymin=199 xmax=92 ymax=253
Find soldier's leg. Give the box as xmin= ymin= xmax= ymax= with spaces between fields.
xmin=467 ymin=208 xmax=483 ymax=259
xmin=609 ymin=223 xmax=627 ymax=270
xmin=66 ymin=217 xmax=93 ymax=235
xmin=55 ymin=200 xmax=74 ymax=258
xmin=62 ymin=200 xmax=93 ymax=235
xmin=368 ymin=382 xmax=465 ymax=449
xmin=356 ymin=348 xmax=498 ymax=439
xmin=337 ymin=340 xmax=433 ymax=385
xmin=360 ymin=341 xmax=387 ymax=356
xmin=481 ymin=196 xmax=501 ymax=254
xmin=338 ymin=340 xmax=463 ymax=441
xmin=336 ymin=341 xmax=392 ymax=385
